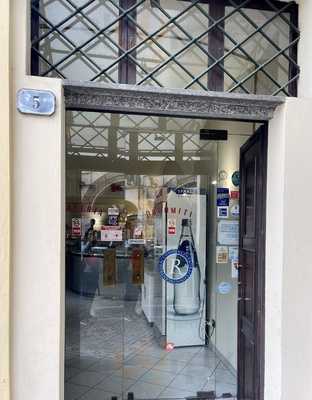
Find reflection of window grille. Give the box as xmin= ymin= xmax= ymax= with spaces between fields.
xmin=66 ymin=111 xmax=219 ymax=162
xmin=31 ymin=0 xmax=299 ymax=96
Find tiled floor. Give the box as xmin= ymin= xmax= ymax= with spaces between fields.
xmin=65 ymin=291 xmax=237 ymax=400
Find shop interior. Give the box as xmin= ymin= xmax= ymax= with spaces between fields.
xmin=65 ymin=112 xmax=256 ymax=400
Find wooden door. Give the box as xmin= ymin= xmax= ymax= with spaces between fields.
xmin=237 ymin=125 xmax=267 ymax=400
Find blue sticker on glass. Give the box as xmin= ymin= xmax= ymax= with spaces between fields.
xmin=232 ymin=171 xmax=240 ymax=187
xmin=217 ymin=188 xmax=230 ymax=206
xmin=218 ymin=282 xmax=232 ymax=295
xmin=108 ymin=215 xmax=118 ymax=226
xmin=159 ymin=249 xmax=193 ymax=284
xmin=218 ymin=207 xmax=229 ymax=218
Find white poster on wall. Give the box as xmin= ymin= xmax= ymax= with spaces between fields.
xmin=218 ymin=220 xmax=239 ymax=245
xmin=229 ymin=246 xmax=239 ymax=278
xmin=231 ymin=261 xmax=239 ymax=279
xmin=101 ymin=226 xmax=122 ymax=241
xmin=229 ymin=246 xmax=238 ymax=261
xmin=216 ymin=246 xmax=229 ymax=264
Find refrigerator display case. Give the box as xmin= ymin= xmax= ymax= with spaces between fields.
xmin=153 ymin=187 xmax=207 ymax=347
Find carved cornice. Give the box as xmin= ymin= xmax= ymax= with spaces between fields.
xmin=63 ymin=81 xmax=284 ymax=121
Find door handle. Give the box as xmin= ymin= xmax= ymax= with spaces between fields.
xmin=238 ymin=297 xmax=251 ymax=301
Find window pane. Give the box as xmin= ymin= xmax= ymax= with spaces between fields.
xmin=31 ymin=0 xmax=299 ymax=95
xmin=224 ymin=7 xmax=293 ymax=95
xmin=134 ymin=1 xmax=209 ymax=90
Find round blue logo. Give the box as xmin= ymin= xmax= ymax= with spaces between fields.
xmin=232 ymin=171 xmax=240 ymax=187
xmin=158 ymin=249 xmax=193 ymax=284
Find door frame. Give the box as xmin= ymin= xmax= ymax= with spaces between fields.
xmin=63 ymin=81 xmax=281 ymax=399
xmin=238 ymin=124 xmax=268 ymax=400
xmin=63 ymin=81 xmax=283 ymax=121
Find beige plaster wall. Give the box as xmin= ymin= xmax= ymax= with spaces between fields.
xmin=12 ymin=77 xmax=65 ymax=400
xmin=11 ymin=2 xmax=65 ymax=400
xmin=0 ymin=1 xmax=11 ymax=400
xmin=266 ymin=98 xmax=312 ymax=400
xmin=281 ymin=98 xmax=312 ymax=400
xmin=265 ymin=104 xmax=286 ymax=400
xmin=298 ymin=0 xmax=312 ymax=97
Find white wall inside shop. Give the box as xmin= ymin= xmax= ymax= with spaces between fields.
xmin=206 ymin=121 xmax=252 ymax=371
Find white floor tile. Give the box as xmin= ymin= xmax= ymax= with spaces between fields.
xmin=179 ymin=363 xmax=215 ymax=379
xmin=128 ymin=381 xmax=165 ymax=398
xmin=188 ymin=355 xmax=218 ymax=369
xmin=164 ymin=349 xmax=198 ymax=363
xmin=159 ymin=387 xmax=195 ymax=399
xmin=88 ymin=358 xmax=122 ymax=373
xmin=125 ymin=354 xmax=160 ymax=369
xmin=152 ymin=358 xmax=187 ymax=374
xmin=113 ymin=365 xmax=150 ymax=380
xmin=214 ymin=369 xmax=237 ymax=385
xmin=167 ymin=372 xmax=208 ymax=392
xmin=138 ymin=345 xmax=167 ymax=359
xmin=69 ymin=371 xmax=106 ymax=387
xmin=68 ymin=356 xmax=99 ymax=370
xmin=96 ymin=375 xmax=136 ymax=394
xmin=79 ymin=388 xmax=118 ymax=400
xmin=203 ymin=379 xmax=237 ymax=398
xmin=64 ymin=383 xmax=90 ymax=400
xmin=196 ymin=347 xmax=216 ymax=357
xmin=139 ymin=369 xmax=176 ymax=386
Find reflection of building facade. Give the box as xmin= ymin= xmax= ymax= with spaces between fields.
xmin=2 ymin=2 xmax=312 ymax=400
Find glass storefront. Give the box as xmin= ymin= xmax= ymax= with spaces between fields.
xmin=65 ymin=112 xmax=253 ymax=399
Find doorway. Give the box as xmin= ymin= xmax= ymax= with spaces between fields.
xmin=64 ymin=112 xmax=266 ymax=400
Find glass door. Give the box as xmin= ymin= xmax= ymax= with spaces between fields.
xmin=65 ymin=111 xmax=252 ymax=400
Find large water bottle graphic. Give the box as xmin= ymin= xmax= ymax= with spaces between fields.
xmin=173 ymin=218 xmax=201 ymax=315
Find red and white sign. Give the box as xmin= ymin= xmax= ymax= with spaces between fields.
xmin=230 ymin=190 xmax=240 ymax=200
xmin=168 ymin=218 xmax=176 ymax=235
xmin=101 ymin=226 xmax=122 ymax=241
xmin=71 ymin=218 xmax=81 ymax=236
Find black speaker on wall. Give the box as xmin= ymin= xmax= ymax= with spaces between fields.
xmin=199 ymin=129 xmax=228 ymax=141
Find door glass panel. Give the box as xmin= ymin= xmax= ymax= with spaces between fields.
xmin=65 ymin=113 xmax=253 ymax=400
